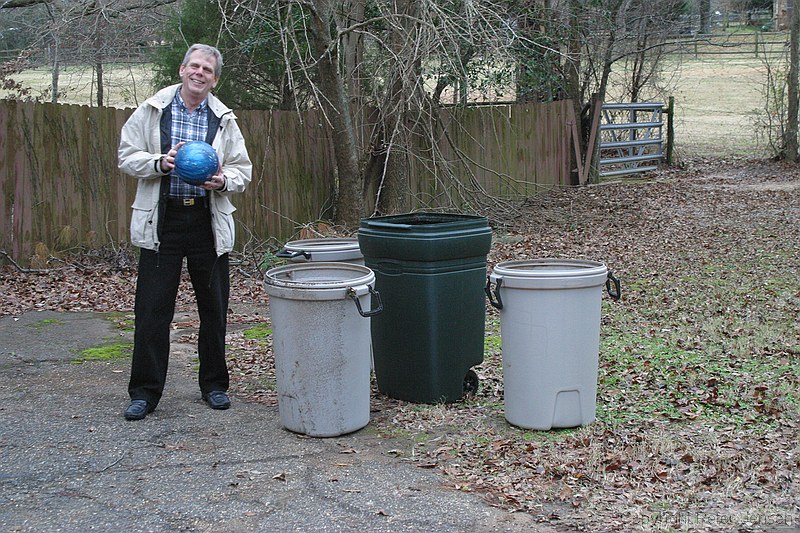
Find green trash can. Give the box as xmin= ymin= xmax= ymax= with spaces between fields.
xmin=358 ymin=212 xmax=492 ymax=403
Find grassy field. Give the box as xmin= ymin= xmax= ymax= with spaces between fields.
xmin=2 ymin=43 xmax=789 ymax=159
xmin=663 ymin=56 xmax=775 ymax=158
xmin=1 ymin=63 xmax=157 ymax=108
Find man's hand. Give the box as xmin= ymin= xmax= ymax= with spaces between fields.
xmin=202 ymin=167 xmax=226 ymax=191
xmin=159 ymin=141 xmax=186 ymax=173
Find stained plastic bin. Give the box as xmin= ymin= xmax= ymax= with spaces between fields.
xmin=264 ymin=262 xmax=382 ymax=437
xmin=486 ymin=259 xmax=620 ymax=430
xmin=276 ymin=237 xmax=363 ymax=265
xmin=358 ymin=212 xmax=492 ymax=403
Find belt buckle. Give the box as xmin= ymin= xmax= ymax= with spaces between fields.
xmin=182 ymin=198 xmax=195 ymax=206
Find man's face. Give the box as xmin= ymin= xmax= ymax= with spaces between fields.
xmin=179 ymin=51 xmax=218 ymax=101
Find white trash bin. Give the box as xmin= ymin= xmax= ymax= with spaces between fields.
xmin=276 ymin=238 xmax=374 ymax=371
xmin=276 ymin=237 xmax=364 ymax=265
xmin=264 ymin=262 xmax=382 ymax=437
xmin=486 ymin=259 xmax=620 ymax=430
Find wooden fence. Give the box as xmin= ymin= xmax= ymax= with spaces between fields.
xmin=0 ymin=99 xmax=575 ymax=265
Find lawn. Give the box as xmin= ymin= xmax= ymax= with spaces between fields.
xmin=1 ymin=63 xmax=156 ymax=108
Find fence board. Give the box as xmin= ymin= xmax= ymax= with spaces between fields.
xmin=1 ymin=99 xmax=573 ymax=265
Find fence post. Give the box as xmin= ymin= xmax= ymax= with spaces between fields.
xmin=754 ymin=31 xmax=759 ymax=58
xmin=586 ymin=94 xmax=603 ymax=184
xmin=666 ymin=96 xmax=675 ymax=165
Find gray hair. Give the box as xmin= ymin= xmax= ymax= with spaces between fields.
xmin=182 ymin=44 xmax=223 ymax=77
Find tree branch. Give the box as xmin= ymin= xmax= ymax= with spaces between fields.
xmin=0 ymin=0 xmax=51 ymax=8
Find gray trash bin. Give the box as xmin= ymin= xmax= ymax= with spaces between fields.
xmin=264 ymin=262 xmax=382 ymax=437
xmin=486 ymin=259 xmax=620 ymax=430
xmin=277 ymin=238 xmax=363 ymax=265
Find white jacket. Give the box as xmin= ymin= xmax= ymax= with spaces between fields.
xmin=118 ymin=84 xmax=252 ymax=255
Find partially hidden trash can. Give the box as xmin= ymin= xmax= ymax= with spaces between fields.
xmin=264 ymin=262 xmax=382 ymax=437
xmin=358 ymin=213 xmax=492 ymax=403
xmin=276 ymin=237 xmax=364 ymax=265
xmin=486 ymin=259 xmax=620 ymax=430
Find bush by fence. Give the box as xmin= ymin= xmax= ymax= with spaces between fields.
xmin=0 ymin=99 xmax=575 ymax=266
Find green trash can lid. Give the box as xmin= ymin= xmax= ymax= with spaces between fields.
xmin=360 ymin=212 xmax=488 ymax=230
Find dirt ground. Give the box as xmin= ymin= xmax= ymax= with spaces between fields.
xmin=2 ymin=156 xmax=798 ymax=532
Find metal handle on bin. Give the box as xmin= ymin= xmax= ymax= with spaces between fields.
xmin=606 ymin=271 xmax=621 ymax=301
xmin=347 ymin=286 xmax=384 ymax=317
xmin=276 ymin=249 xmax=311 ymax=260
xmin=485 ymin=276 xmax=503 ymax=309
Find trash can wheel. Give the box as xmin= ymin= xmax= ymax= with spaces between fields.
xmin=463 ymin=369 xmax=479 ymax=395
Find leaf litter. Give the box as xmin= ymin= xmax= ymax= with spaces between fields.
xmin=1 ymin=157 xmax=798 ymax=532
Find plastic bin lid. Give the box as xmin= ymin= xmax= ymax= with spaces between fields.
xmin=360 ymin=212 xmax=488 ymax=230
xmin=264 ymin=262 xmax=375 ymax=300
xmin=493 ymin=259 xmax=607 ymax=278
xmin=491 ymin=259 xmax=608 ymax=289
xmin=283 ymin=238 xmax=360 ymax=252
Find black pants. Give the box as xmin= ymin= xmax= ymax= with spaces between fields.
xmin=128 ymin=202 xmax=230 ymax=406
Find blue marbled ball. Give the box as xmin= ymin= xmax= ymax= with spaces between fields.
xmin=174 ymin=141 xmax=219 ymax=185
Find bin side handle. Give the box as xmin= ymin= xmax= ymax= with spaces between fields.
xmin=347 ymin=286 xmax=384 ymax=317
xmin=276 ymin=249 xmax=311 ymax=260
xmin=485 ymin=276 xmax=503 ymax=309
xmin=606 ymin=271 xmax=621 ymax=301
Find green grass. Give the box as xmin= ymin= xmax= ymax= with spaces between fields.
xmin=105 ymin=312 xmax=135 ymax=331
xmin=591 ymin=240 xmax=800 ymax=432
xmin=29 ymin=318 xmax=60 ymax=330
xmin=483 ymin=317 xmax=502 ymax=350
xmin=242 ymin=324 xmax=272 ymax=341
xmin=72 ymin=342 xmax=133 ymax=364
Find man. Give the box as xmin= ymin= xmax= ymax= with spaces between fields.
xmin=118 ymin=44 xmax=252 ymax=421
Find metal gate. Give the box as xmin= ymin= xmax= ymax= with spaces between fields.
xmin=598 ymin=102 xmax=665 ymax=178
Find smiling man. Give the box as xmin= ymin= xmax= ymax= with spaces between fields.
xmin=117 ymin=43 xmax=252 ymax=421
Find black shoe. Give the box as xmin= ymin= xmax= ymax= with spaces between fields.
xmin=202 ymin=391 xmax=231 ymax=410
xmin=124 ymin=399 xmax=154 ymax=421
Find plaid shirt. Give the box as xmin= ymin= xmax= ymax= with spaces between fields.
xmin=169 ymin=90 xmax=210 ymax=198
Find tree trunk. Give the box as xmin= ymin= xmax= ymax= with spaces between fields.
xmin=565 ymin=0 xmax=583 ymax=184
xmin=699 ymin=0 xmax=711 ymax=34
xmin=95 ymin=29 xmax=105 ymax=107
xmin=374 ymin=101 xmax=411 ymax=214
xmin=309 ymin=0 xmax=364 ymax=227
xmin=373 ymin=0 xmax=416 ymax=214
xmin=341 ymin=0 xmax=365 ymax=104
xmin=596 ymin=0 xmax=626 ymax=104
xmin=785 ymin=1 xmax=799 ymax=161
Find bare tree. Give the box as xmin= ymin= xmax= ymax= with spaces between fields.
xmin=698 ymin=0 xmax=711 ymax=33
xmin=511 ymin=0 xmax=689 ymax=183
xmin=226 ymin=0 xmax=520 ymax=226
xmin=785 ymin=0 xmax=799 ymax=161
xmin=1 ymin=0 xmax=176 ymax=105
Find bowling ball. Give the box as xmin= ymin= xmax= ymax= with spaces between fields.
xmin=173 ymin=141 xmax=219 ymax=185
